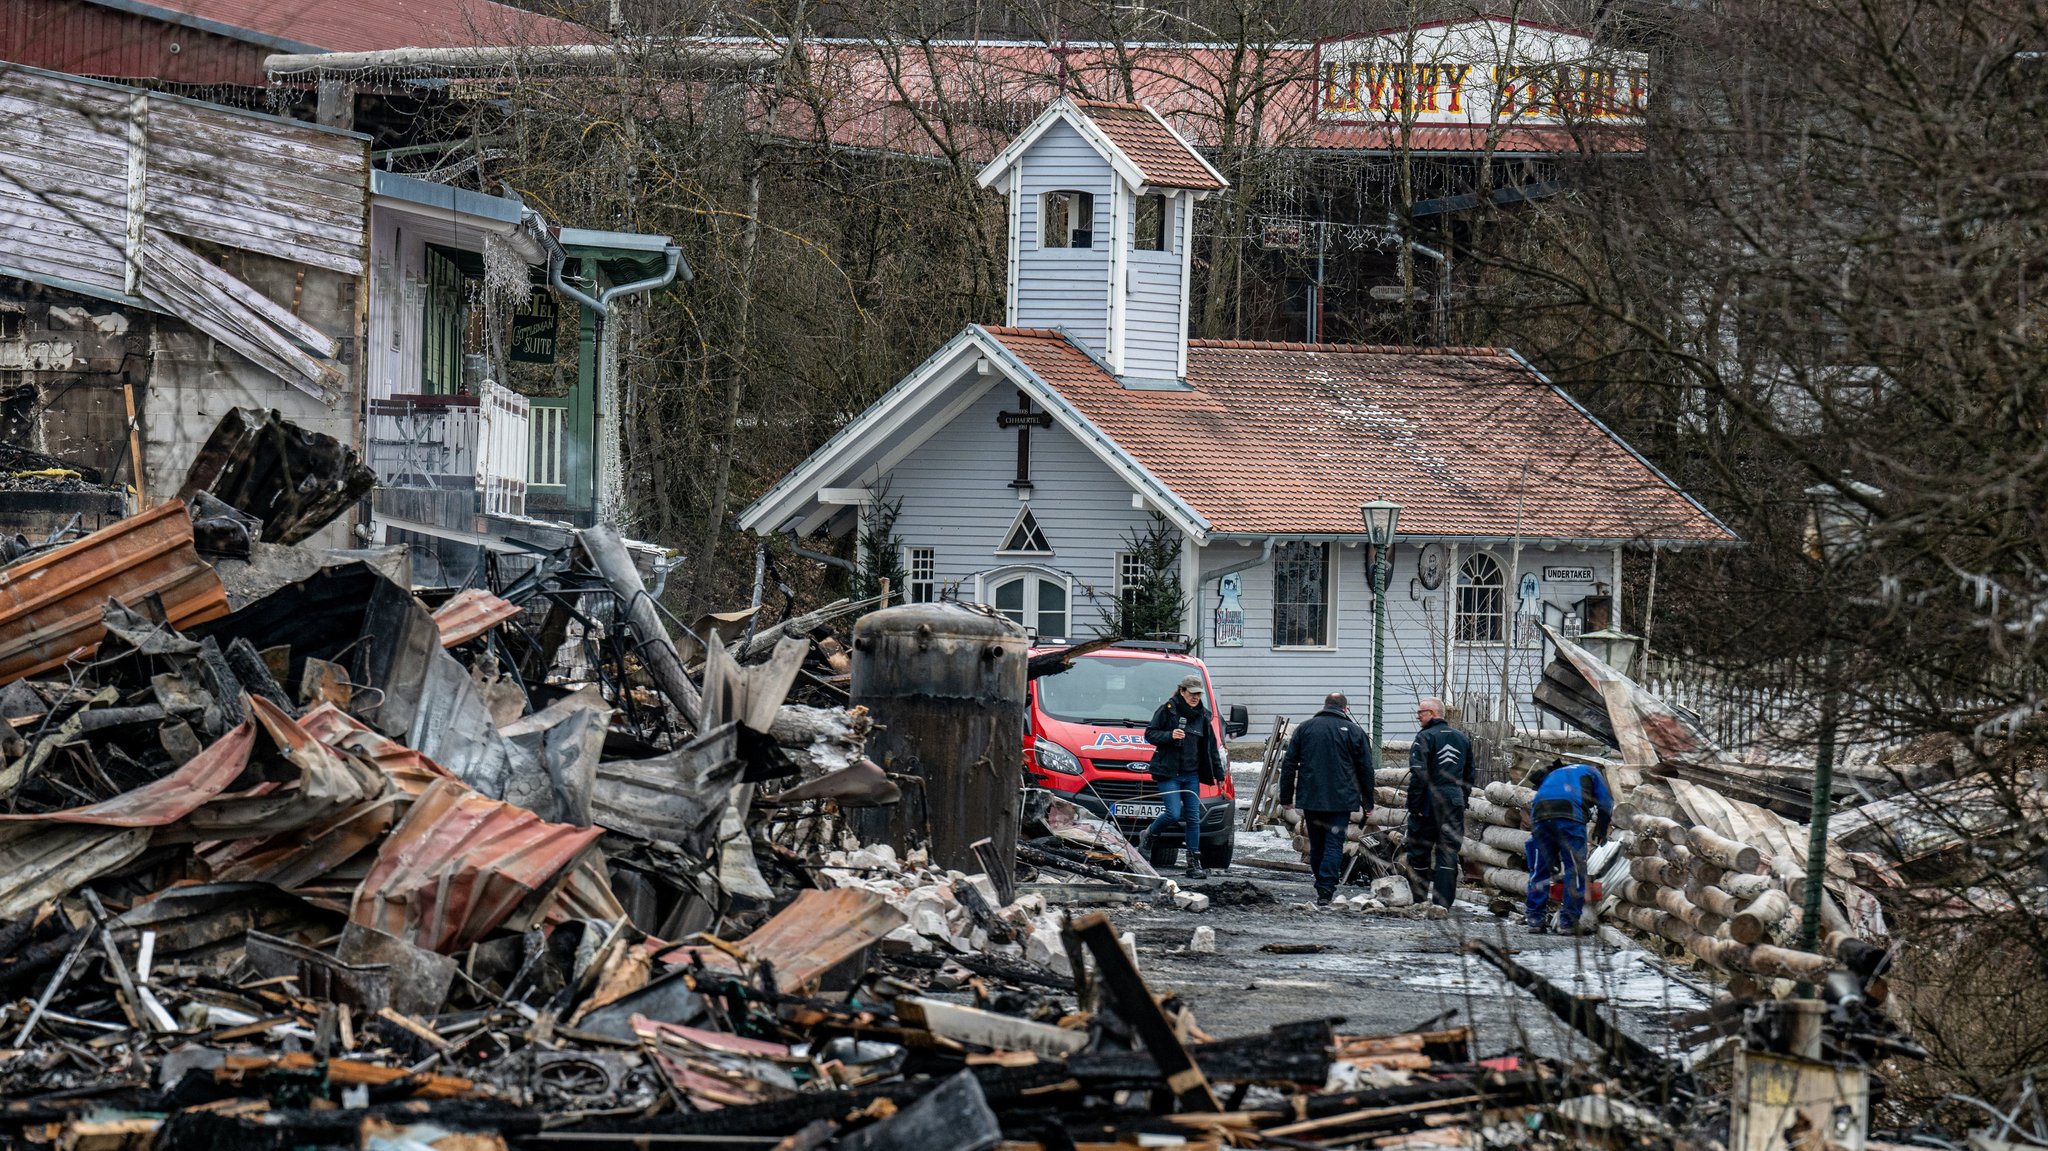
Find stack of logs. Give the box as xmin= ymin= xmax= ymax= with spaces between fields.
xmin=1612 ymin=813 xmax=1839 ymax=983
xmin=1276 ymin=768 xmax=1409 ymax=864
xmin=1278 ymin=770 xmax=1537 ymax=903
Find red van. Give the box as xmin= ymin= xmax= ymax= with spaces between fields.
xmin=1023 ymin=641 xmax=1248 ymax=870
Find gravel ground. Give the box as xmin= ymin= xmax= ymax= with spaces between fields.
xmin=1099 ymin=763 xmax=1715 ymax=1063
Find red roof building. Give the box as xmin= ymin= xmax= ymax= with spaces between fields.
xmin=0 ymin=0 xmax=592 ymax=88
xmin=741 ymin=97 xmax=1723 ymax=728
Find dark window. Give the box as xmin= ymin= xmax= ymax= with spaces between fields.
xmin=1273 ymin=542 xmax=1331 ymax=647
xmin=1134 ymin=193 xmax=1167 ymax=251
xmin=1041 ymin=190 xmax=1094 ymax=249
xmin=1001 ymin=508 xmax=1052 ymax=553
xmin=1457 ymin=553 xmax=1505 ymax=643
xmin=422 ymin=244 xmax=484 ymax=395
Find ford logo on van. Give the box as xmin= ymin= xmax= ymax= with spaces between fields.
xmin=1085 ymin=732 xmax=1150 ymax=750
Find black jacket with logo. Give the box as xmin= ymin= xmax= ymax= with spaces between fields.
xmin=1144 ymin=695 xmax=1223 ymax=784
xmin=1278 ymin=707 xmax=1375 ymax=813
xmin=1406 ymin=717 xmax=1475 ymax=816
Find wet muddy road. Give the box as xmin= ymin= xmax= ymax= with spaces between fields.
xmin=1104 ymin=775 xmax=1714 ymax=1063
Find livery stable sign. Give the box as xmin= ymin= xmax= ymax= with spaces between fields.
xmin=1318 ymin=17 xmax=1649 ymax=128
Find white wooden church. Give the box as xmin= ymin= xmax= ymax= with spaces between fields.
xmin=740 ymin=96 xmax=1732 ymax=732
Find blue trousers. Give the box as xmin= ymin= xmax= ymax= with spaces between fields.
xmin=1526 ymin=818 xmax=1589 ymax=928
xmin=1146 ymin=773 xmax=1201 ymax=857
xmin=1304 ymin=810 xmax=1350 ymax=899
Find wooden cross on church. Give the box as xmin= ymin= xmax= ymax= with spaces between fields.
xmin=997 ymin=390 xmax=1053 ymax=489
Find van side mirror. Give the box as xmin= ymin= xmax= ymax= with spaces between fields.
xmin=1225 ymin=704 xmax=1249 ymax=738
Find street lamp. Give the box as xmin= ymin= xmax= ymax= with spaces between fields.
xmin=1361 ymin=499 xmax=1402 ymax=750
xmin=1796 ymin=480 xmax=1875 ymax=966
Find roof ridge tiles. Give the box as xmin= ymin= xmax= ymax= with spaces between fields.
xmin=1188 ymin=339 xmax=1507 ymax=356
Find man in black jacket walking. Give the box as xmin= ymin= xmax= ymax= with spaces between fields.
xmin=1143 ymin=674 xmax=1224 ymax=879
xmin=1406 ymin=697 xmax=1475 ymax=909
xmin=1279 ymin=693 xmax=1375 ymax=905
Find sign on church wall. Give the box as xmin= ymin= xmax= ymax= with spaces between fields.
xmin=1317 ymin=18 xmax=1649 ymax=128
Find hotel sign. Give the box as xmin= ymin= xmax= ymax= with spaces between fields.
xmin=1318 ymin=18 xmax=1648 ymax=127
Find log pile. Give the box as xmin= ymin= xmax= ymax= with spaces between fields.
xmin=1608 ymin=812 xmax=1839 ymax=984
xmin=1279 ymin=764 xmax=1535 ymax=901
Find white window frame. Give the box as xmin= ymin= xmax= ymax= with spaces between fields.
xmin=996 ymin=506 xmax=1054 ymax=556
xmin=1040 ymin=190 xmax=1095 ymax=249
xmin=1271 ymin=541 xmax=1337 ymax=650
xmin=1456 ymin=552 xmax=1506 ymax=645
xmin=977 ymin=565 xmax=1073 ymax=643
xmin=904 ymin=545 xmax=936 ymax=604
xmin=1115 ymin=550 xmax=1147 ymax=605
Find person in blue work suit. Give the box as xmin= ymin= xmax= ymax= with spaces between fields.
xmin=1524 ymin=759 xmax=1615 ymax=934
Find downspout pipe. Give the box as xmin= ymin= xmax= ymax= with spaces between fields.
xmin=1197 ymin=536 xmax=1277 ymax=586
xmin=543 ymin=229 xmax=691 ymax=316
xmin=785 ymin=530 xmax=858 ymax=573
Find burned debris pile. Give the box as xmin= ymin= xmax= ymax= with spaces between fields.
xmin=0 ymin=494 xmax=1634 ymax=1151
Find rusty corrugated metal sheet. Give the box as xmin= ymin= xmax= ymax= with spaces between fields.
xmin=0 ymin=500 xmax=230 ymax=685
xmin=299 ymin=702 xmax=459 ymax=796
xmin=660 ymin=888 xmax=905 ymax=992
xmin=431 ymin=589 xmax=524 ymax=647
xmin=0 ymin=719 xmax=254 ymax=826
xmin=350 ymin=776 xmax=609 ymax=954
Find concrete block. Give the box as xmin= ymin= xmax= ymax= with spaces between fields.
xmin=1189 ymin=926 xmax=1217 ymax=954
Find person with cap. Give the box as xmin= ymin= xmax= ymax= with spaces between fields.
xmin=1143 ymin=673 xmax=1224 ymax=879
xmin=1278 ymin=692 xmax=1375 ymax=906
xmin=1523 ymin=758 xmax=1615 ymax=933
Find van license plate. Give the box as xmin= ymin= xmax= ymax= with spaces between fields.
xmin=1117 ymin=803 xmax=1165 ymax=819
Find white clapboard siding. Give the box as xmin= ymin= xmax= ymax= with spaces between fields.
xmin=147 ymin=100 xmax=366 ymax=275
xmin=0 ymin=74 xmax=131 ymax=293
xmin=1012 ymin=120 xmax=1113 ymax=352
xmin=0 ymin=67 xmax=368 ymax=295
xmin=884 ymin=385 xmax=1158 ymax=640
xmin=1124 ymin=247 xmax=1183 ymax=381
xmin=139 ymin=229 xmax=341 ymax=399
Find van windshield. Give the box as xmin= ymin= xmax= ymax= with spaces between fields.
xmin=1037 ymin=657 xmax=1197 ymax=728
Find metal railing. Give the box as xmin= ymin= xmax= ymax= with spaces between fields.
xmin=368 ymin=382 xmax=529 ymax=520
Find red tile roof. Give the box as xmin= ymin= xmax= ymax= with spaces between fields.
xmin=980 ymin=326 xmax=1729 ymax=543
xmin=780 ymin=40 xmax=1639 ymax=161
xmin=122 ymin=0 xmax=594 ymax=53
xmin=1070 ymin=99 xmax=1225 ymax=189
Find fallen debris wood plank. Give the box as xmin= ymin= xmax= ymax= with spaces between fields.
xmin=215 ymin=1052 xmax=477 ymax=1098
xmin=1070 ymin=910 xmax=1221 ymax=1113
xmin=80 ymin=888 xmax=151 ymax=1033
xmin=377 ymin=1006 xmax=455 ymax=1052
xmin=1265 ymin=1094 xmax=1486 ymax=1137
xmin=1467 ymin=939 xmax=1688 ymax=1094
xmin=895 ymin=996 xmax=1089 ymax=1057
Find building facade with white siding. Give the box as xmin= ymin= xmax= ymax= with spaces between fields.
xmin=741 ymin=97 xmax=1733 ymax=738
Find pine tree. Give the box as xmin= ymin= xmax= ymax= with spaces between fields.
xmin=1108 ymin=512 xmax=1189 ymax=643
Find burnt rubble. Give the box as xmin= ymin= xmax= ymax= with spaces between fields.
xmin=0 ymin=460 xmax=1978 ymax=1151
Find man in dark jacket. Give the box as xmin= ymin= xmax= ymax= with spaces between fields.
xmin=1144 ymin=673 xmax=1224 ymax=879
xmin=1279 ymin=692 xmax=1375 ymax=905
xmin=1406 ymin=697 xmax=1475 ymax=909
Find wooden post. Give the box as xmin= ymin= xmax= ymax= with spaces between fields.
xmin=1070 ymin=911 xmax=1220 ymax=1113
xmin=123 ymin=381 xmax=148 ymax=508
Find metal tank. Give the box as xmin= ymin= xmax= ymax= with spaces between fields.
xmin=849 ymin=602 xmax=1027 ymax=876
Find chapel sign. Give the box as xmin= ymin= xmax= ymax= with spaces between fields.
xmin=1318 ymin=17 xmax=1649 ymax=127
